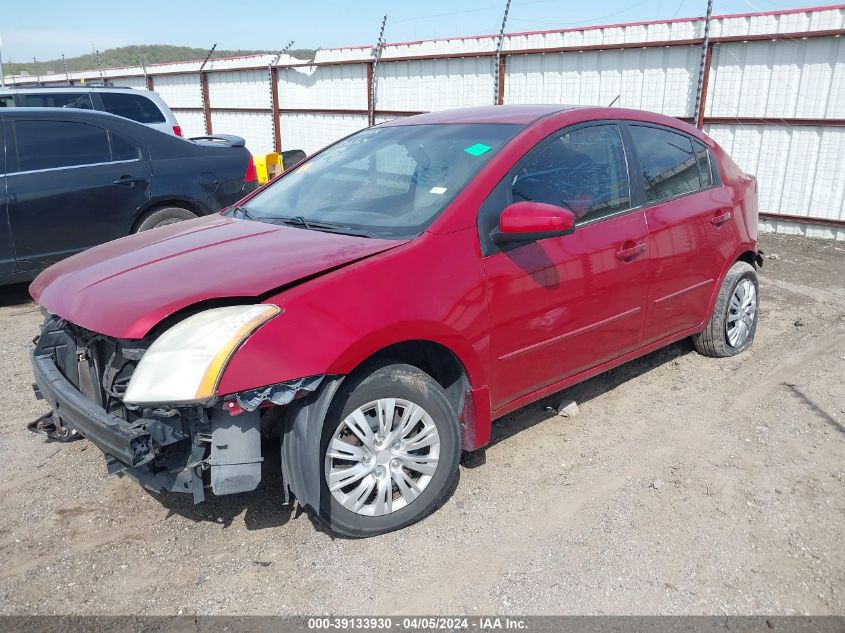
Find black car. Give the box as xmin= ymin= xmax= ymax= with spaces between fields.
xmin=0 ymin=108 xmax=258 ymax=285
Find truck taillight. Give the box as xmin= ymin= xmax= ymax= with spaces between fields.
xmin=173 ymin=125 xmax=183 ymax=137
xmin=244 ymin=156 xmax=258 ymax=183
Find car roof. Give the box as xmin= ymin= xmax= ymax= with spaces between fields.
xmin=0 ymin=106 xmax=129 ymax=120
xmin=0 ymin=86 xmax=140 ymax=92
xmin=381 ymin=105 xmax=585 ymax=126
xmin=382 ymin=104 xmax=707 ymax=140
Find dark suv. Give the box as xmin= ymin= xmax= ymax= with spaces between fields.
xmin=0 ymin=108 xmax=257 ymax=285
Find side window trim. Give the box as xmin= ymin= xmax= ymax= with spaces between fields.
xmin=621 ymin=120 xmax=721 ymax=208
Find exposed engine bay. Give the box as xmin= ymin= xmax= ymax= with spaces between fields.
xmin=30 ymin=315 xmax=319 ymax=503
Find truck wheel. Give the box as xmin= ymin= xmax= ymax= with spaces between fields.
xmin=133 ymin=206 xmax=197 ymax=232
xmin=692 ymin=261 xmax=759 ymax=358
xmin=318 ymin=362 xmax=460 ymax=537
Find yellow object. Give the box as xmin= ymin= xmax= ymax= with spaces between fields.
xmin=254 ymin=152 xmax=283 ymax=184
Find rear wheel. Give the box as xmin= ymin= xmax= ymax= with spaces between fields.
xmin=318 ymin=363 xmax=460 ymax=537
xmin=692 ymin=261 xmax=759 ymax=357
xmin=133 ymin=206 xmax=197 ymax=233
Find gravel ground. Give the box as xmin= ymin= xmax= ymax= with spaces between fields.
xmin=0 ymin=233 xmax=842 ymax=616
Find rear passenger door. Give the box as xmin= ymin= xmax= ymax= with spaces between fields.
xmin=626 ymin=123 xmax=736 ymax=343
xmin=0 ymin=117 xmax=17 ymax=275
xmin=7 ymin=118 xmax=151 ymax=270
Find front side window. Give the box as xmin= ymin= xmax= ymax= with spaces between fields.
xmin=511 ymin=124 xmax=631 ymax=223
xmin=21 ymin=92 xmax=94 ymax=110
xmin=14 ymin=120 xmax=110 ymax=171
xmin=241 ymin=123 xmax=521 ymax=238
xmin=99 ymin=92 xmax=166 ymax=124
xmin=629 ymin=125 xmax=700 ymax=203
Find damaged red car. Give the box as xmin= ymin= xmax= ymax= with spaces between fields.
xmin=30 ymin=105 xmax=761 ymax=536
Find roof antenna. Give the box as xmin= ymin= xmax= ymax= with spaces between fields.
xmin=607 ymin=94 xmax=621 ymax=107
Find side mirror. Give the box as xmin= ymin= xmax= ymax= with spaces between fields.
xmin=493 ymin=201 xmax=575 ymax=245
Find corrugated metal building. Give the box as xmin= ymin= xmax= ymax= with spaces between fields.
xmin=10 ymin=3 xmax=845 ymax=239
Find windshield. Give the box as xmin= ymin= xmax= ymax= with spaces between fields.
xmin=240 ymin=123 xmax=522 ymax=238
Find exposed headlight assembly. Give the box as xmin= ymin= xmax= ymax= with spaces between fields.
xmin=124 ymin=305 xmax=280 ymax=406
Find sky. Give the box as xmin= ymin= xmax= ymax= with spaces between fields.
xmin=0 ymin=0 xmax=834 ymax=61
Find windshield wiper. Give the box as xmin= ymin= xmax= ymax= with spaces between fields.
xmin=274 ymin=216 xmax=372 ymax=238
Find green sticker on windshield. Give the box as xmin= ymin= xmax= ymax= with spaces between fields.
xmin=464 ymin=143 xmax=492 ymax=157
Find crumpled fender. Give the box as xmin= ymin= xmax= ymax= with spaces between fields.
xmin=280 ymin=376 xmax=345 ymax=512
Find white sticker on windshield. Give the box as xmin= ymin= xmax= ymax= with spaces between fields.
xmin=429 ymin=186 xmax=447 ymax=195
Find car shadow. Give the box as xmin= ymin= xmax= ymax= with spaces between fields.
xmin=0 ymin=282 xmax=35 ymax=308
xmin=153 ymin=436 xmax=462 ymax=539
xmin=151 ymin=342 xmax=692 ymax=532
xmin=462 ymin=338 xmax=695 ymax=467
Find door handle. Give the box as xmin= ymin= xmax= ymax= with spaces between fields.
xmin=113 ymin=175 xmax=146 ymax=187
xmin=710 ymin=209 xmax=732 ymax=226
xmin=616 ymin=241 xmax=647 ymax=261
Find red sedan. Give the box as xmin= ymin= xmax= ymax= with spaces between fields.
xmin=30 ymin=105 xmax=760 ymax=536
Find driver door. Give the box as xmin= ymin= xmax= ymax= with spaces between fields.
xmin=481 ymin=122 xmax=650 ymax=410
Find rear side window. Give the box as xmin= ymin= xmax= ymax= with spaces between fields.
xmin=0 ymin=96 xmax=14 ymax=108
xmin=99 ymin=92 xmax=166 ymax=123
xmin=20 ymin=92 xmax=94 ymax=110
xmin=693 ymin=140 xmax=716 ymax=188
xmin=629 ymin=125 xmax=700 ymax=203
xmin=14 ymin=120 xmax=111 ymax=171
xmin=511 ymin=124 xmax=631 ymax=223
xmin=110 ymin=132 xmax=141 ymax=161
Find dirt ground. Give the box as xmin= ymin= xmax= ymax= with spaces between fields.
xmin=0 ymin=233 xmax=842 ymax=616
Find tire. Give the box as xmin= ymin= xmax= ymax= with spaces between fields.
xmin=133 ymin=206 xmax=197 ymax=233
xmin=692 ymin=261 xmax=759 ymax=357
xmin=317 ymin=362 xmax=461 ymax=537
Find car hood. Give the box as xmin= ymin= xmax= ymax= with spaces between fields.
xmin=31 ymin=215 xmax=406 ymax=339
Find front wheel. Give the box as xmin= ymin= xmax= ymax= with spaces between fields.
xmin=318 ymin=363 xmax=461 ymax=537
xmin=692 ymin=261 xmax=759 ymax=357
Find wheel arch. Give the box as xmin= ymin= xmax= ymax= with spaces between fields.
xmin=335 ymin=338 xmax=491 ymax=452
xmin=129 ymin=198 xmax=207 ymax=234
xmin=700 ymin=244 xmax=760 ymax=330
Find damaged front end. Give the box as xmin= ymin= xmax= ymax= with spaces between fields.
xmin=31 ymin=315 xmax=322 ymax=503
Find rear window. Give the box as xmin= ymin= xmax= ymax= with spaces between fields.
xmin=20 ymin=92 xmax=95 ymax=109
xmin=99 ymin=92 xmax=166 ymax=124
xmin=14 ymin=120 xmax=111 ymax=171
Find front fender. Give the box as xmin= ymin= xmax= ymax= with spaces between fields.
xmin=216 ymin=228 xmax=492 ymax=396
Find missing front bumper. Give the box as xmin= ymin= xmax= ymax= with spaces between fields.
xmin=31 ymin=351 xmax=264 ymax=503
